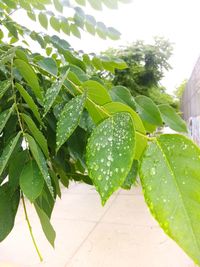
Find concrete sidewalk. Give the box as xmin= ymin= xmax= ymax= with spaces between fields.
xmin=0 ymin=183 xmax=195 ymax=267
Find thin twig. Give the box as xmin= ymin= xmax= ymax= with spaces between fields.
xmin=21 ymin=193 xmax=43 ymax=262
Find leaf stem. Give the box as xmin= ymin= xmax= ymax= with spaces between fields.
xmin=10 ymin=59 xmax=24 ymax=134
xmin=21 ymin=193 xmax=43 ymax=262
xmin=136 ymin=131 xmax=156 ymax=141
xmin=65 ymin=78 xmax=111 ymax=117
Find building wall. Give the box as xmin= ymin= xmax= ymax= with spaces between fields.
xmin=181 ymin=56 xmax=200 ymax=145
xmin=181 ymin=56 xmax=200 ymax=121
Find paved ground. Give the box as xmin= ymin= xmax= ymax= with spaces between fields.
xmin=0 ymin=183 xmax=195 ymax=267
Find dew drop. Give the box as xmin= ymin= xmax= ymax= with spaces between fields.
xmin=150 ymin=167 xmax=156 ymax=175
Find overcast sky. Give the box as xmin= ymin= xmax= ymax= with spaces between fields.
xmin=13 ymin=0 xmax=200 ymax=94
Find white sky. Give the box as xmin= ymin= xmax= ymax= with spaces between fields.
xmin=13 ymin=0 xmax=200 ymax=94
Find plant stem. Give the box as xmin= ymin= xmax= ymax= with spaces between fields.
xmin=21 ymin=193 xmax=43 ymax=262
xmin=136 ymin=131 xmax=156 ymax=141
xmin=10 ymin=59 xmax=25 ymax=134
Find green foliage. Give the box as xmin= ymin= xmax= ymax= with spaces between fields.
xmin=86 ymin=113 xmax=135 ymax=205
xmin=103 ymin=38 xmax=176 ymax=107
xmin=20 ymin=160 xmax=44 ymax=202
xmin=140 ymin=134 xmax=200 ymax=265
xmin=0 ymin=1 xmax=199 ymax=266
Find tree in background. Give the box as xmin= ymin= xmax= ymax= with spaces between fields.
xmin=174 ymin=79 xmax=187 ymax=108
xmin=102 ymin=37 xmax=176 ymax=107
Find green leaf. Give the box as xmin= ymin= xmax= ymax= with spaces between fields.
xmin=107 ymin=27 xmax=121 ymax=40
xmin=85 ymin=15 xmax=96 ymax=35
xmin=15 ymin=83 xmax=42 ymax=125
xmin=121 ymin=160 xmax=138 ymax=190
xmin=35 ymin=185 xmax=54 ymax=219
xmin=0 ymin=80 xmax=11 ymax=99
xmin=96 ymin=22 xmax=107 ymax=39
xmin=88 ymin=0 xmax=102 ymax=10
xmin=19 ymin=0 xmax=31 ymax=10
xmin=140 ymin=134 xmax=200 ymax=265
xmin=158 ymin=104 xmax=187 ymax=133
xmin=109 ymin=85 xmax=136 ymax=110
xmin=27 ymin=11 xmax=36 ymax=21
xmin=21 ymin=114 xmax=49 ymax=158
xmin=103 ymin=102 xmax=147 ymax=160
xmin=91 ymin=57 xmax=104 ymax=70
xmin=14 ymin=59 xmax=43 ymax=100
xmin=0 ymin=132 xmax=21 ymax=176
xmin=0 ymin=104 xmax=14 ymax=134
xmin=60 ymin=19 xmax=70 ymax=35
xmin=38 ymin=12 xmax=48 ymax=29
xmin=75 ymin=0 xmax=86 ymax=5
xmin=44 ymin=70 xmax=69 ymax=116
xmin=0 ymin=184 xmax=20 ymax=241
xmin=142 ymin=120 xmax=157 ymax=133
xmin=0 ymin=47 xmax=16 ymax=65
xmin=56 ymin=94 xmax=86 ymax=151
xmin=86 ymin=100 xmax=108 ymax=124
xmin=4 ymin=22 xmax=18 ymax=39
xmin=20 ymin=160 xmax=44 ymax=202
xmin=25 ymin=134 xmax=54 ymax=197
xmin=49 ymin=169 xmax=61 ymax=198
xmin=53 ymin=0 xmax=63 ymax=13
xmin=37 ymin=57 xmax=58 ymax=76
xmin=102 ymin=0 xmax=118 ymax=9
xmin=70 ymin=24 xmax=81 ymax=38
xmin=0 ymin=29 xmax=4 ymax=40
xmin=50 ymin=16 xmax=60 ymax=32
xmin=34 ymin=203 xmax=56 ymax=247
xmin=9 ymin=151 xmax=28 ymax=191
xmin=4 ymin=0 xmax=17 ymax=8
xmin=135 ymin=95 xmax=163 ymax=126
xmin=15 ymin=48 xmax=28 ymax=62
xmin=83 ymin=80 xmax=112 ymax=105
xmin=86 ymin=112 xmax=135 ymax=205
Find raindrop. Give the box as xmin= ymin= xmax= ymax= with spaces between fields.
xmin=150 ymin=167 xmax=156 ymax=175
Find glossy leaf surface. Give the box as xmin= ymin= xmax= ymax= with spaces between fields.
xmin=56 ymin=94 xmax=86 ymax=151
xmin=140 ymin=134 xmax=200 ymax=265
xmin=20 ymin=160 xmax=44 ymax=202
xmin=86 ymin=112 xmax=135 ymax=205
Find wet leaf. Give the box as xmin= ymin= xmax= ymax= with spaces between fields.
xmin=22 ymin=114 xmax=49 ymax=158
xmin=103 ymin=102 xmax=147 ymax=159
xmin=0 ymin=132 xmax=21 ymax=176
xmin=86 ymin=112 xmax=135 ymax=205
xmin=140 ymin=134 xmax=200 ymax=265
xmin=44 ymin=70 xmax=69 ymax=116
xmin=0 ymin=80 xmax=11 ymax=100
xmin=37 ymin=58 xmax=58 ymax=76
xmin=0 ymin=104 xmax=15 ymax=134
xmin=25 ymin=134 xmax=54 ymax=197
xmin=56 ymin=94 xmax=86 ymax=151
